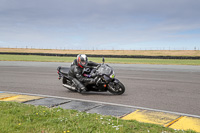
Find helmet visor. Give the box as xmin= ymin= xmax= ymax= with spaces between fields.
xmin=81 ymin=60 xmax=87 ymax=65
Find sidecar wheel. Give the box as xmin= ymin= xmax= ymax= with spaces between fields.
xmin=108 ymin=81 xmax=125 ymax=95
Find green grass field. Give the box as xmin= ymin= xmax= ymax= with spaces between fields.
xmin=0 ymin=102 xmax=195 ymax=133
xmin=0 ymin=54 xmax=200 ymax=65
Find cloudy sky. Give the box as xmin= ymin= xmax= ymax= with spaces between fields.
xmin=0 ymin=0 xmax=200 ymax=50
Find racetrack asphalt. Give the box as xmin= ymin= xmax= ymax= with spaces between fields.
xmin=0 ymin=61 xmax=200 ymax=116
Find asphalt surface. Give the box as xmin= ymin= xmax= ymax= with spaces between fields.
xmin=0 ymin=61 xmax=200 ymax=116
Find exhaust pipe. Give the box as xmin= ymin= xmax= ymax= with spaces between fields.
xmin=62 ymin=84 xmax=76 ymax=90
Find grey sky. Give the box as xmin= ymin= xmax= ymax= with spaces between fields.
xmin=0 ymin=0 xmax=200 ymax=50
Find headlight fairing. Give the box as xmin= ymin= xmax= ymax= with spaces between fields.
xmin=103 ymin=75 xmax=110 ymax=82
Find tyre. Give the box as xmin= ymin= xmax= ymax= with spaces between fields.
xmin=108 ymin=81 xmax=125 ymax=95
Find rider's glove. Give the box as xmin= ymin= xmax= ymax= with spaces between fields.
xmin=83 ymin=74 xmax=91 ymax=78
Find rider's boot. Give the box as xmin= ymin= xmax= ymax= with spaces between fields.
xmin=77 ymin=86 xmax=86 ymax=93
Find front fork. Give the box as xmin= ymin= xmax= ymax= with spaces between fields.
xmin=107 ymin=78 xmax=119 ymax=91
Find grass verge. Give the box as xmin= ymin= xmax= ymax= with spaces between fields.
xmin=0 ymin=101 xmax=195 ymax=133
xmin=0 ymin=54 xmax=200 ymax=65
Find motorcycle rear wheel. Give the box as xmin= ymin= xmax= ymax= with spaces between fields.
xmin=108 ymin=81 xmax=125 ymax=95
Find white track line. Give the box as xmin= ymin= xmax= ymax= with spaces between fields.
xmin=1 ymin=90 xmax=200 ymax=118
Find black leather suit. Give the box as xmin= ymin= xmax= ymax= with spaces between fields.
xmin=68 ymin=59 xmax=99 ymax=90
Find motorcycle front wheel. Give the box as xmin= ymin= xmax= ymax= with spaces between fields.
xmin=108 ymin=81 xmax=125 ymax=95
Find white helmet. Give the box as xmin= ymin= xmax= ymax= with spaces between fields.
xmin=77 ymin=54 xmax=88 ymax=68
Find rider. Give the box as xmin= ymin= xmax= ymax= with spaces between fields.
xmin=68 ymin=54 xmax=99 ymax=93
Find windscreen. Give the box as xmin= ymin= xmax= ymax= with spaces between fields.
xmin=97 ymin=64 xmax=113 ymax=76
